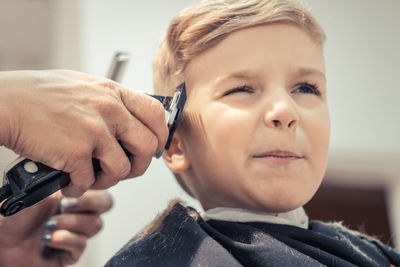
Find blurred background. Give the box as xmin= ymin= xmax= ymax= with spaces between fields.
xmin=0 ymin=0 xmax=399 ymax=266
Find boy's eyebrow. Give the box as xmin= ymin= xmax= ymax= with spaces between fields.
xmin=294 ymin=67 xmax=326 ymax=80
xmin=213 ymin=70 xmax=259 ymax=87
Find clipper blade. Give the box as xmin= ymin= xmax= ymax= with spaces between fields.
xmin=151 ymin=82 xmax=186 ymax=149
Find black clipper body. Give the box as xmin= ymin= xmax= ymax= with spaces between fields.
xmin=0 ymin=83 xmax=186 ymax=217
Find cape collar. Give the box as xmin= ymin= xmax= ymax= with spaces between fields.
xmin=201 ymin=206 xmax=309 ymax=229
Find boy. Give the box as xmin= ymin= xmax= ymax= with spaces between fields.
xmin=106 ymin=0 xmax=400 ymax=266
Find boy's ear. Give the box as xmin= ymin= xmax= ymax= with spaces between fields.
xmin=163 ymin=132 xmax=190 ymax=173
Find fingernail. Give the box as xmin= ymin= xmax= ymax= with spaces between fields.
xmin=156 ymin=148 xmax=165 ymax=159
xmin=44 ymin=219 xmax=58 ymax=231
xmin=60 ymin=197 xmax=79 ymax=211
xmin=40 ymin=233 xmax=52 ymax=243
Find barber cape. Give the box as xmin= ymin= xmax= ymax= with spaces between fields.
xmin=105 ymin=200 xmax=400 ymax=267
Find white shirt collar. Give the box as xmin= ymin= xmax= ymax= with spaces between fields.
xmin=200 ymin=206 xmax=309 ymax=229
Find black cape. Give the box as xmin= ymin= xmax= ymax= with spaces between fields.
xmin=105 ymin=201 xmax=400 ymax=267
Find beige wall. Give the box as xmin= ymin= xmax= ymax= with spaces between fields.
xmin=0 ymin=0 xmax=53 ymax=70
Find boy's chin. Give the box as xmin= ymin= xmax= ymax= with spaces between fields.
xmin=242 ymin=191 xmax=316 ymax=213
xmin=250 ymin=182 xmax=321 ymax=213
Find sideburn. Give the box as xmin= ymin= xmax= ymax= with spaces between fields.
xmin=178 ymin=111 xmax=209 ymax=146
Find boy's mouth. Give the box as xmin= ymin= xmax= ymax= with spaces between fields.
xmin=253 ymin=150 xmax=304 ymax=160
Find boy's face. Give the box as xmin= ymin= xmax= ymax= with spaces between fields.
xmin=175 ymin=24 xmax=330 ymax=212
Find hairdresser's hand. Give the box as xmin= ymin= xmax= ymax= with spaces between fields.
xmin=0 ymin=70 xmax=168 ymax=196
xmin=0 ymin=190 xmax=113 ymax=267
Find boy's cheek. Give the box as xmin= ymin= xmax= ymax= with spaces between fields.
xmin=304 ymin=107 xmax=330 ymax=152
xmin=306 ymin=119 xmax=330 ymax=186
xmin=204 ymin=106 xmax=253 ymax=141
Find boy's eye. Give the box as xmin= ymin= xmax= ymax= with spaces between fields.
xmin=223 ymin=86 xmax=254 ymax=96
xmin=292 ymin=82 xmax=321 ymax=96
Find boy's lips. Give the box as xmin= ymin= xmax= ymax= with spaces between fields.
xmin=253 ymin=150 xmax=304 ymax=162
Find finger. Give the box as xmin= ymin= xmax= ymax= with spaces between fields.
xmin=125 ymin=155 xmax=153 ymax=178
xmin=91 ymin=171 xmax=121 ymax=190
xmin=49 ymin=214 xmax=103 ymax=238
xmin=61 ymin=158 xmax=95 ymax=197
xmin=92 ymin=137 xmax=131 ymax=189
xmin=119 ymin=89 xmax=169 ymax=153
xmin=117 ymin=113 xmax=159 ymax=157
xmin=62 ymin=190 xmax=113 ymax=214
xmin=43 ymin=230 xmax=86 ymax=265
xmin=57 ymin=251 xmax=79 ymax=267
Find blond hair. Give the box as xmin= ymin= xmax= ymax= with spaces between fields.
xmin=153 ymin=0 xmax=326 ymax=96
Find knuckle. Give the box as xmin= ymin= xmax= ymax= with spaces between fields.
xmin=96 ymin=97 xmax=121 ymax=117
xmin=149 ymin=98 xmax=166 ymax=119
xmin=76 ymin=238 xmax=87 ymax=252
xmin=115 ymin=157 xmax=131 ymax=179
xmin=79 ymin=178 xmax=94 ymax=189
xmin=67 ymin=185 xmax=87 ymax=197
xmin=98 ymin=78 xmax=117 ymax=91
xmin=92 ymin=217 xmax=103 ymax=235
xmin=93 ymin=190 xmax=114 ymax=212
xmin=69 ymin=145 xmax=91 ymax=160
xmin=93 ymin=177 xmax=114 ymax=190
xmin=116 ymin=123 xmax=128 ymax=138
xmin=48 ymin=159 xmax=67 ymax=173
xmin=103 ymin=193 xmax=114 ymax=211
xmin=131 ymin=157 xmax=151 ymax=177
xmin=101 ymin=175 xmax=119 ymax=189
xmin=92 ymin=78 xmax=123 ymax=112
xmin=60 ymin=140 xmax=93 ymax=167
xmin=85 ymin=118 xmax=106 ymax=138
xmin=128 ymin=126 xmax=157 ymax=156
xmin=61 ymin=187 xmax=75 ymax=198
xmin=101 ymin=159 xmax=129 ymax=183
xmin=62 ymin=185 xmax=86 ymax=197
xmin=82 ymin=177 xmax=95 ymax=189
xmin=85 ymin=217 xmax=103 ymax=237
xmin=50 ymin=151 xmax=89 ymax=173
xmin=140 ymin=132 xmax=159 ymax=156
xmin=69 ymin=171 xmax=94 ymax=190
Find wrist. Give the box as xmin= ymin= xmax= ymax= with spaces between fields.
xmin=0 ymin=109 xmax=9 ymax=148
xmin=0 ymin=71 xmax=15 ymax=147
xmin=0 ymin=104 xmax=9 ymax=149
xmin=0 ymin=252 xmax=32 ymax=267
xmin=0 ymin=245 xmax=23 ymax=267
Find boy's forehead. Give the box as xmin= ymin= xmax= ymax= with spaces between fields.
xmin=184 ymin=24 xmax=325 ymax=89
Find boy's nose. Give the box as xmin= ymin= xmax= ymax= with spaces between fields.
xmin=263 ymin=97 xmax=299 ymax=131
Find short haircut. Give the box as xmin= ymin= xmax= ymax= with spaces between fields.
xmin=153 ymin=0 xmax=326 ymax=96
